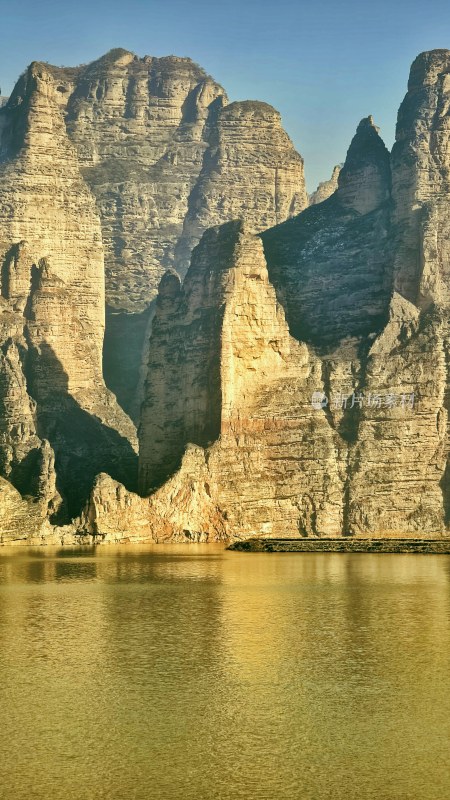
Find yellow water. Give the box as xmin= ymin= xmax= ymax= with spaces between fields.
xmin=0 ymin=544 xmax=449 ymax=799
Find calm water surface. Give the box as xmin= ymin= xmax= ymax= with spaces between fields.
xmin=0 ymin=545 xmax=449 ymax=799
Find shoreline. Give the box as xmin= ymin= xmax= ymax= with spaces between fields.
xmin=2 ymin=537 xmax=450 ymax=554
xmin=227 ymin=538 xmax=450 ymax=554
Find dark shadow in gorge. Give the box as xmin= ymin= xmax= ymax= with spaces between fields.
xmin=260 ymin=197 xmax=393 ymax=349
xmin=103 ymin=302 xmax=153 ymax=421
xmin=441 ymin=458 xmax=450 ymax=528
xmin=26 ymin=342 xmax=138 ymax=520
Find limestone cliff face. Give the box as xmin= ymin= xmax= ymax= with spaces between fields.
xmin=57 ymin=52 xmax=307 ymax=314
xmin=309 ymin=164 xmax=341 ymax=205
xmin=134 ymin=221 xmax=344 ymax=540
xmin=63 ymin=49 xmax=227 ymax=313
xmin=0 ymin=48 xmax=307 ymax=538
xmin=174 ymin=101 xmax=307 ymax=274
xmin=347 ymin=50 xmax=450 ymax=536
xmin=6 ymin=47 xmax=450 ymax=544
xmin=0 ymin=61 xmax=137 ymax=525
xmin=82 ymin=446 xmax=227 ymax=544
xmin=42 ymin=49 xmax=307 ymax=414
xmin=0 ymin=64 xmax=105 ymax=390
xmin=347 ymin=297 xmax=448 ymax=535
xmin=131 ymin=203 xmax=449 ymax=539
xmin=391 ymin=50 xmax=450 ymax=310
xmin=93 ymin=50 xmax=450 ymax=543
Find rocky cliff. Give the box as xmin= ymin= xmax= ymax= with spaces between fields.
xmin=262 ymin=116 xmax=392 ymax=346
xmin=119 ymin=50 xmax=450 ymax=542
xmin=309 ymin=164 xmax=341 ymax=205
xmin=136 ymin=220 xmax=344 ymax=540
xmin=50 ymin=49 xmax=307 ymax=415
xmin=0 ymin=60 xmax=138 ymax=532
xmin=0 ymin=48 xmax=307 ymax=541
xmin=4 ymin=48 xmax=450 ymax=545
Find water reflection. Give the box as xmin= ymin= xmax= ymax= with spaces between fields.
xmin=0 ymin=546 xmax=449 ymax=799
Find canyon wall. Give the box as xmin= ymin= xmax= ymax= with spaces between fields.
xmin=53 ymin=49 xmax=308 ymax=414
xmin=123 ymin=50 xmax=450 ymax=542
xmin=0 ymin=48 xmax=308 ymax=541
xmin=4 ymin=48 xmax=450 ymax=544
xmin=0 ymin=60 xmax=137 ymax=530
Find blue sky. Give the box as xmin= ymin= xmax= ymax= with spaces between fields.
xmin=1 ymin=0 xmax=449 ymax=190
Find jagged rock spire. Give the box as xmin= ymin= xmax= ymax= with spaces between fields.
xmin=337 ymin=115 xmax=391 ymax=214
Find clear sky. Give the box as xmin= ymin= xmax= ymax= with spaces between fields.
xmin=1 ymin=0 xmax=450 ymax=191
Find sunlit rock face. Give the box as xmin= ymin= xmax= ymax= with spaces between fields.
xmin=0 ymin=48 xmax=306 ymax=535
xmin=50 ymin=49 xmax=307 ymax=414
xmin=63 ymin=49 xmax=228 ymax=314
xmin=391 ymin=49 xmax=450 ymax=308
xmin=173 ymin=100 xmax=308 ymax=275
xmin=0 ymin=61 xmax=137 ymax=523
xmin=4 ymin=48 xmax=450 ymax=543
xmin=127 ymin=51 xmax=450 ymax=542
xmin=136 ymin=220 xmax=345 ymax=540
xmin=309 ymin=164 xmax=341 ymax=205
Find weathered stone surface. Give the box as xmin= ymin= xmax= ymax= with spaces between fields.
xmin=38 ymin=49 xmax=306 ymax=414
xmin=6 ymin=48 xmax=450 ymax=545
xmin=0 ymin=48 xmax=307 ymax=540
xmin=309 ymin=164 xmax=341 ymax=205
xmin=0 ymin=473 xmax=85 ymax=546
xmin=0 ymin=340 xmax=40 ymax=490
xmin=129 ymin=52 xmax=450 ymax=543
xmin=0 ymin=60 xmax=137 ymax=531
xmin=82 ymin=445 xmax=227 ymax=543
xmin=135 ymin=221 xmax=344 ymax=540
xmin=0 ymin=63 xmax=105 ymax=390
xmin=63 ymin=49 xmax=227 ymax=313
xmin=174 ymin=101 xmax=308 ymax=274
xmin=0 ymin=476 xmax=51 ymax=544
xmin=338 ymin=116 xmax=391 ymax=214
xmin=133 ymin=218 xmax=450 ymax=540
xmin=261 ymin=116 xmax=392 ymax=346
xmin=391 ymin=50 xmax=450 ymax=306
xmin=347 ymin=297 xmax=447 ymax=536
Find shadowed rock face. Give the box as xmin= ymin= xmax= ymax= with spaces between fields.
xmin=338 ymin=116 xmax=391 ymax=214
xmin=261 ymin=115 xmax=392 ymax=346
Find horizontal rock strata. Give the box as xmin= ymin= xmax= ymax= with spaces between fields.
xmin=5 ymin=48 xmax=450 ymax=545
xmin=88 ymin=52 xmax=450 ymax=543
xmin=0 ymin=61 xmax=137 ymax=531
xmin=45 ymin=49 xmax=307 ymax=414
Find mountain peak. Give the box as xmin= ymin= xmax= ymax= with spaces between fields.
xmin=337 ymin=116 xmax=390 ymax=214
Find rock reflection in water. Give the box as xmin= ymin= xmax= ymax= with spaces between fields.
xmin=0 ymin=545 xmax=449 ymax=800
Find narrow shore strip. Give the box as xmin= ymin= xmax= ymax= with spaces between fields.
xmin=228 ymin=539 xmax=450 ymax=553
